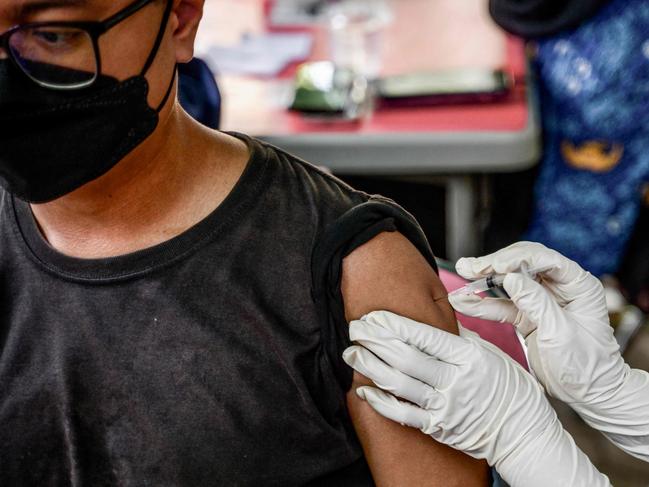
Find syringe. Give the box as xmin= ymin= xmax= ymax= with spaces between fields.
xmin=448 ymin=264 xmax=554 ymax=296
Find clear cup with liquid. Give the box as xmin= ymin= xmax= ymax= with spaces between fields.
xmin=326 ymin=0 xmax=392 ymax=80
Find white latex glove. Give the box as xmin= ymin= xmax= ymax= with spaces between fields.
xmin=343 ymin=311 xmax=610 ymax=487
xmin=450 ymin=241 xmax=649 ymax=462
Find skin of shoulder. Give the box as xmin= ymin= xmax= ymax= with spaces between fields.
xmin=341 ymin=231 xmax=489 ymax=487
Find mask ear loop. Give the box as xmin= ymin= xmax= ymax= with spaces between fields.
xmin=141 ymin=0 xmax=174 ymax=76
xmin=138 ymin=0 xmax=177 ymax=113
xmin=155 ymin=64 xmax=177 ymax=113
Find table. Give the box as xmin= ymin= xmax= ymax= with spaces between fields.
xmin=194 ymin=0 xmax=541 ymax=260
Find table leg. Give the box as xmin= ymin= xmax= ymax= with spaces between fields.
xmin=446 ymin=176 xmax=479 ymax=261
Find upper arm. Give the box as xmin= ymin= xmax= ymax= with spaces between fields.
xmin=341 ymin=231 xmax=489 ymax=487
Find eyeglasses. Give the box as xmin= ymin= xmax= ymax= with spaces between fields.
xmin=0 ymin=0 xmax=159 ymax=90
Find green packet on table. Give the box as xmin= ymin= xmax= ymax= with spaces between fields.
xmin=290 ymin=61 xmax=369 ymax=119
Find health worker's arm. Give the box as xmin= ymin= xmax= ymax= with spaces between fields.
xmin=344 ymin=311 xmax=611 ymax=487
xmin=451 ymin=241 xmax=649 ymax=462
xmin=341 ymin=231 xmax=489 ymax=486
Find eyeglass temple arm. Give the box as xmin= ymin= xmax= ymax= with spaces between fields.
xmin=101 ymin=0 xmax=158 ymax=32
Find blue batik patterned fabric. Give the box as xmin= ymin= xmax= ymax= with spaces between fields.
xmin=526 ymin=0 xmax=649 ymax=276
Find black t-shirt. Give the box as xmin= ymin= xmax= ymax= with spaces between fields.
xmin=489 ymin=0 xmax=610 ymax=38
xmin=0 ymin=133 xmax=437 ymax=486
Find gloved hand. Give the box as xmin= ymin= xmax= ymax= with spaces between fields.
xmin=343 ymin=311 xmax=611 ymax=487
xmin=450 ymin=241 xmax=649 ymax=461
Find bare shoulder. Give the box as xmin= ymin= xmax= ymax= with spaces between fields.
xmin=341 ymin=231 xmax=456 ymax=332
xmin=340 ymin=231 xmax=489 ymax=486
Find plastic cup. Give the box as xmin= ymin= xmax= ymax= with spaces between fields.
xmin=326 ymin=0 xmax=392 ymax=79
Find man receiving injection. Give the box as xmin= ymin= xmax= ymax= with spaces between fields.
xmin=343 ymin=242 xmax=649 ymax=487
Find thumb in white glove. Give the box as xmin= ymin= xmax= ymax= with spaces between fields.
xmin=343 ymin=310 xmax=610 ymax=487
xmin=450 ymin=241 xmax=649 ymax=461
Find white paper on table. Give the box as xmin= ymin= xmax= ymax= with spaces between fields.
xmin=204 ymin=32 xmax=314 ymax=77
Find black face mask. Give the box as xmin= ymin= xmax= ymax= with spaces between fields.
xmin=0 ymin=6 xmax=176 ymax=203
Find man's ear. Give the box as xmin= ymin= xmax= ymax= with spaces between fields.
xmin=171 ymin=0 xmax=204 ymax=63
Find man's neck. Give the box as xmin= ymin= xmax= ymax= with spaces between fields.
xmin=29 ymin=104 xmax=249 ymax=259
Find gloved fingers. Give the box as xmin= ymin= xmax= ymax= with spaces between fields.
xmin=502 ymin=273 xmax=569 ymax=341
xmin=457 ymin=324 xmax=517 ymax=360
xmin=448 ymin=293 xmax=537 ymax=337
xmin=561 ymin=273 xmax=608 ymax=319
xmin=456 ymin=242 xmax=602 ymax=309
xmin=513 ymin=316 xmax=537 ymax=338
xmin=349 ymin=319 xmax=456 ymax=389
xmin=356 ymin=386 xmax=439 ymax=435
xmin=360 ymin=310 xmax=468 ymax=364
xmin=524 ymin=330 xmax=544 ymax=380
xmin=457 ymin=323 xmax=481 ymax=340
xmin=455 ymin=242 xmax=560 ymax=279
xmin=448 ymin=293 xmax=519 ymax=323
xmin=343 ymin=345 xmax=444 ymax=410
